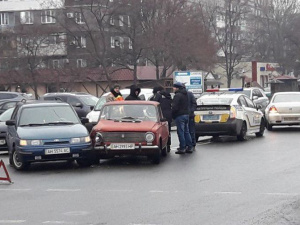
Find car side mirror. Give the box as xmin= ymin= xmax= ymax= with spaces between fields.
xmin=81 ymin=118 xmax=89 ymax=124
xmin=256 ymin=104 xmax=262 ymax=110
xmin=6 ymin=120 xmax=16 ymax=126
xmin=160 ymin=118 xmax=167 ymax=122
xmin=75 ymin=103 xmax=83 ymax=108
xmin=253 ymin=96 xmax=258 ymax=101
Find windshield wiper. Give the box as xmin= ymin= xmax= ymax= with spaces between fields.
xmin=118 ymin=117 xmax=142 ymax=123
xmin=20 ymin=123 xmax=46 ymax=127
xmin=46 ymin=121 xmax=75 ymax=125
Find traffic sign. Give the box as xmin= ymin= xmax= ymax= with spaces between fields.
xmin=0 ymin=160 xmax=12 ymax=183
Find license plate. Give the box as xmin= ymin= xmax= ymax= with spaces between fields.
xmin=203 ymin=115 xmax=219 ymax=120
xmin=284 ymin=117 xmax=299 ymax=121
xmin=0 ymin=139 xmax=6 ymax=145
xmin=110 ymin=143 xmax=135 ymax=150
xmin=45 ymin=148 xmax=70 ymax=155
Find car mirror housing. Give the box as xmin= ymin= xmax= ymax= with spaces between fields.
xmin=6 ymin=120 xmax=16 ymax=126
xmin=256 ymin=104 xmax=262 ymax=110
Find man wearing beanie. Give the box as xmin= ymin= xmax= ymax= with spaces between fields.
xmin=172 ymin=82 xmax=193 ymax=154
xmin=106 ymin=84 xmax=124 ymax=102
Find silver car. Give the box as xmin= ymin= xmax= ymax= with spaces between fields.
xmin=265 ymin=92 xmax=300 ymax=130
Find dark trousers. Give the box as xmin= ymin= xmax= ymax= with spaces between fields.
xmin=189 ymin=116 xmax=196 ymax=146
xmin=175 ymin=115 xmax=192 ymax=150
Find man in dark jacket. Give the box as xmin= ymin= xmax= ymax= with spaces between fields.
xmin=172 ymin=82 xmax=193 ymax=154
xmin=125 ymin=85 xmax=141 ymax=100
xmin=186 ymin=89 xmax=197 ymax=151
xmin=150 ymin=86 xmax=172 ymax=151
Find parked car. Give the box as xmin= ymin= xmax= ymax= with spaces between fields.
xmin=0 ymin=100 xmax=21 ymax=115
xmin=40 ymin=92 xmax=98 ymax=117
xmin=90 ymin=101 xmax=169 ymax=164
xmin=6 ymin=101 xmax=92 ymax=170
xmin=195 ymin=89 xmax=265 ymax=141
xmin=265 ymin=92 xmax=300 ymax=131
xmin=0 ymin=107 xmax=14 ymax=152
xmin=87 ymin=88 xmax=153 ymax=123
xmin=0 ymin=92 xmax=29 ymax=101
xmin=224 ymin=87 xmax=269 ymax=111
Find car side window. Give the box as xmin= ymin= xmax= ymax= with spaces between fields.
xmin=67 ymin=96 xmax=81 ymax=106
xmin=256 ymin=89 xmax=263 ymax=98
xmin=244 ymin=96 xmax=255 ymax=108
xmin=238 ymin=96 xmax=247 ymax=107
xmin=3 ymin=102 xmax=17 ymax=110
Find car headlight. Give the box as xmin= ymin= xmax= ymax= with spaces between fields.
xmin=95 ymin=133 xmax=103 ymax=143
xmin=71 ymin=136 xmax=91 ymax=144
xmin=20 ymin=140 xmax=42 ymax=146
xmin=145 ymin=132 xmax=155 ymax=142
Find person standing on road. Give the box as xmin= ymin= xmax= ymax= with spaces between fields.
xmin=150 ymin=86 xmax=172 ymax=151
xmin=125 ymin=85 xmax=141 ymax=100
xmin=106 ymin=84 xmax=124 ymax=102
xmin=172 ymin=82 xmax=193 ymax=154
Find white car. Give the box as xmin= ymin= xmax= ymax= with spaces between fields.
xmin=86 ymin=88 xmax=154 ymax=123
xmin=265 ymin=92 xmax=300 ymax=131
xmin=195 ymin=89 xmax=265 ymax=141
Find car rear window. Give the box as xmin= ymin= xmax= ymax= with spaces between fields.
xmin=225 ymin=90 xmax=251 ymax=97
xmin=197 ymin=98 xmax=233 ymax=105
xmin=78 ymin=96 xmax=98 ymax=106
xmin=19 ymin=106 xmax=79 ymax=126
xmin=0 ymin=93 xmax=18 ymax=99
xmin=273 ymin=94 xmax=300 ymax=103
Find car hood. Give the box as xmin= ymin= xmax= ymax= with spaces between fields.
xmin=17 ymin=124 xmax=88 ymax=139
xmin=95 ymin=120 xmax=157 ymax=132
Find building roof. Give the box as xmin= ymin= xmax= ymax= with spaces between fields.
xmin=0 ymin=0 xmax=64 ymax=12
xmin=275 ymin=75 xmax=297 ymax=80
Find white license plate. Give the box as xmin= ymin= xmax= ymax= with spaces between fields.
xmin=45 ymin=148 xmax=70 ymax=155
xmin=203 ymin=115 xmax=219 ymax=120
xmin=0 ymin=139 xmax=6 ymax=145
xmin=110 ymin=143 xmax=135 ymax=150
xmin=284 ymin=117 xmax=299 ymax=121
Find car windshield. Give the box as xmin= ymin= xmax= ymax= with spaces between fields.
xmin=94 ymin=94 xmax=129 ymax=110
xmin=197 ymin=98 xmax=233 ymax=105
xmin=225 ymin=90 xmax=251 ymax=97
xmin=0 ymin=107 xmax=14 ymax=122
xmin=19 ymin=106 xmax=79 ymax=126
xmin=100 ymin=104 xmax=157 ymax=122
xmin=273 ymin=94 xmax=300 ymax=103
xmin=78 ymin=95 xmax=98 ymax=106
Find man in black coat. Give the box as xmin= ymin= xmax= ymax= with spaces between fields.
xmin=150 ymin=86 xmax=172 ymax=151
xmin=125 ymin=85 xmax=141 ymax=100
xmin=172 ymin=82 xmax=193 ymax=154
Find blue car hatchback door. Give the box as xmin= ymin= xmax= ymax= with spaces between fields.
xmin=6 ymin=101 xmax=92 ymax=170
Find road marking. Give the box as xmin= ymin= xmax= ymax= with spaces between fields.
xmin=264 ymin=192 xmax=300 ymax=196
xmin=63 ymin=211 xmax=90 ymax=216
xmin=150 ymin=190 xmax=165 ymax=193
xmin=46 ymin=189 xmax=81 ymax=192
xmin=102 ymin=189 xmax=133 ymax=192
xmin=214 ymin=192 xmax=242 ymax=195
xmin=0 ymin=220 xmax=26 ymax=223
xmin=42 ymin=222 xmax=76 ymax=224
xmin=0 ymin=189 xmax=31 ymax=191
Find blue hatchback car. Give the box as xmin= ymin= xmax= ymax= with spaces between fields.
xmin=6 ymin=101 xmax=92 ymax=170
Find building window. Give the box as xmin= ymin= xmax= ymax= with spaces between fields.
xmin=127 ymin=16 xmax=131 ymax=27
xmin=110 ymin=17 xmax=114 ymax=25
xmin=41 ymin=10 xmax=56 ymax=24
xmin=128 ymin=38 xmax=132 ymax=49
xmin=119 ymin=15 xmax=124 ymax=26
xmin=110 ymin=36 xmax=115 ymax=48
xmin=53 ymin=60 xmax=60 ymax=69
xmin=20 ymin=11 xmax=33 ymax=24
xmin=72 ymin=36 xmax=86 ymax=48
xmin=0 ymin=13 xmax=9 ymax=25
xmin=74 ymin=12 xmax=85 ymax=24
xmin=77 ymin=59 xmax=87 ymax=68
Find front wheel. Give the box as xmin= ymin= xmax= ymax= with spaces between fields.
xmin=266 ymin=121 xmax=273 ymax=131
xmin=237 ymin=122 xmax=247 ymax=141
xmin=11 ymin=148 xmax=29 ymax=170
xmin=256 ymin=119 xmax=265 ymax=137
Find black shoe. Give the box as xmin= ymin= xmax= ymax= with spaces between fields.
xmin=175 ymin=149 xmax=186 ymax=154
xmin=186 ymin=148 xmax=193 ymax=153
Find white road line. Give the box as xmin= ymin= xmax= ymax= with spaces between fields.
xmin=149 ymin=190 xmax=165 ymax=193
xmin=42 ymin=222 xmax=76 ymax=224
xmin=214 ymin=192 xmax=242 ymax=195
xmin=46 ymin=189 xmax=81 ymax=192
xmin=102 ymin=189 xmax=133 ymax=192
xmin=263 ymin=192 xmax=300 ymax=196
xmin=0 ymin=189 xmax=31 ymax=191
xmin=0 ymin=220 xmax=26 ymax=223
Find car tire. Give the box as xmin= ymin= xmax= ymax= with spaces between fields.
xmin=152 ymin=146 xmax=161 ymax=164
xmin=161 ymin=140 xmax=167 ymax=157
xmin=256 ymin=119 xmax=265 ymax=137
xmin=266 ymin=121 xmax=273 ymax=131
xmin=76 ymin=159 xmax=92 ymax=167
xmin=167 ymin=145 xmax=171 ymax=153
xmin=237 ymin=122 xmax=247 ymax=141
xmin=11 ymin=148 xmax=29 ymax=170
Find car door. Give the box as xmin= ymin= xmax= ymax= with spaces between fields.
xmin=0 ymin=101 xmax=17 ymax=115
xmin=244 ymin=96 xmax=261 ymax=128
xmin=6 ymin=106 xmax=20 ymax=151
xmin=157 ymin=105 xmax=169 ymax=147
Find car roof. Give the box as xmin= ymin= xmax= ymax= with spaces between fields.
xmin=43 ymin=92 xmax=92 ymax=96
xmin=273 ymin=92 xmax=300 ymax=95
xmin=17 ymin=100 xmax=70 ymax=108
xmin=105 ymin=101 xmax=159 ymax=106
xmin=200 ymin=93 xmax=244 ymax=99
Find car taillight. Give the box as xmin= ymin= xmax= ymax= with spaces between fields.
xmin=269 ymin=106 xmax=278 ymax=113
xmin=230 ymin=106 xmax=236 ymax=119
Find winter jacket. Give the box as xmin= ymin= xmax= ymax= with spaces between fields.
xmin=172 ymin=88 xmax=189 ymax=119
xmin=106 ymin=88 xmax=124 ymax=102
xmin=187 ymin=91 xmax=197 ymax=117
xmin=150 ymin=91 xmax=172 ymax=122
xmin=125 ymin=85 xmax=141 ymax=100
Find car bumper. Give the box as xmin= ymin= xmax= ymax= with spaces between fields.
xmin=267 ymin=113 xmax=300 ymax=125
xmin=93 ymin=145 xmax=160 ymax=156
xmin=0 ymin=134 xmax=7 ymax=151
xmin=16 ymin=144 xmax=92 ymax=163
xmin=195 ymin=119 xmax=243 ymax=136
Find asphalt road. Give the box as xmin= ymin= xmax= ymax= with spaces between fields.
xmin=1 ymin=127 xmax=300 ymax=225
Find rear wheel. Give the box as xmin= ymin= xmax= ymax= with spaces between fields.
xmin=12 ymin=148 xmax=29 ymax=170
xmin=237 ymin=122 xmax=247 ymax=141
xmin=256 ymin=119 xmax=265 ymax=137
xmin=266 ymin=121 xmax=273 ymax=131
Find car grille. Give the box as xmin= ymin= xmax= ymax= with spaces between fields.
xmin=44 ymin=141 xmax=70 ymax=145
xmin=102 ymin=132 xmax=145 ymax=143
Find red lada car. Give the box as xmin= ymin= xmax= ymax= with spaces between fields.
xmin=90 ymin=101 xmax=169 ymax=164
